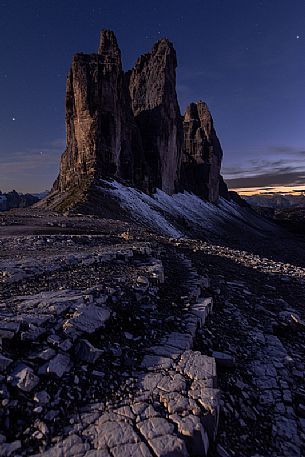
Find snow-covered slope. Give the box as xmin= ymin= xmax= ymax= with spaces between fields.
xmin=99 ymin=180 xmax=276 ymax=240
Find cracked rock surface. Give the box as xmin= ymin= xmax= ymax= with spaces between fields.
xmin=0 ymin=211 xmax=219 ymax=456
xmin=175 ymin=238 xmax=305 ymax=457
xmin=1 ymin=209 xmax=305 ymax=456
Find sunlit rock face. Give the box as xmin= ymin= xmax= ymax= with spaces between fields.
xmin=128 ymin=38 xmax=183 ymax=195
xmin=53 ymin=30 xmax=227 ymax=204
xmin=54 ymin=30 xmax=146 ymax=193
xmin=179 ymin=101 xmax=223 ymax=203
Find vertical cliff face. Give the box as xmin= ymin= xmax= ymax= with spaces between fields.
xmin=179 ymin=101 xmax=223 ymax=203
xmin=52 ymin=30 xmax=228 ymax=207
xmin=54 ymin=30 xmax=146 ymax=192
xmin=128 ymin=39 xmax=183 ymax=195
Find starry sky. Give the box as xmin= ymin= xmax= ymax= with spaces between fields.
xmin=0 ymin=0 xmax=304 ymax=195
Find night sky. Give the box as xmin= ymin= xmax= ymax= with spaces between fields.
xmin=0 ymin=0 xmax=304 ymax=195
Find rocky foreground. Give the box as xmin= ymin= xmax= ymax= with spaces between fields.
xmin=0 ymin=210 xmax=305 ymax=456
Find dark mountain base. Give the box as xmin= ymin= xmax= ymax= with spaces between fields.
xmin=254 ymin=206 xmax=305 ymax=237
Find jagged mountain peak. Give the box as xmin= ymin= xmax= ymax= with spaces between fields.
xmin=49 ymin=30 xmax=227 ymax=210
xmin=98 ymin=29 xmax=121 ymax=63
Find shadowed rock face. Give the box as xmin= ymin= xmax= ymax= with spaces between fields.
xmin=179 ymin=101 xmax=223 ymax=203
xmin=54 ymin=30 xmax=146 ymax=192
xmin=52 ymin=30 xmax=227 ymax=205
xmin=0 ymin=190 xmax=39 ymax=212
xmin=128 ymin=39 xmax=183 ymax=194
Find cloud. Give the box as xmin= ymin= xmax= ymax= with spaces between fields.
xmin=254 ymin=187 xmax=274 ymax=191
xmin=223 ymin=147 xmax=305 ymax=189
xmin=226 ymin=169 xmax=305 ymax=188
xmin=223 ymin=159 xmax=290 ymax=179
xmin=270 ymin=146 xmax=305 ymax=155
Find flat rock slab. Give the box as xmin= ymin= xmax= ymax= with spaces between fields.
xmin=137 ymin=417 xmax=175 ymax=440
xmin=93 ymin=421 xmax=140 ymax=449
xmin=157 ymin=373 xmax=187 ymax=393
xmin=212 ymin=351 xmax=235 ymax=368
xmin=148 ymin=434 xmax=189 ymax=457
xmin=141 ymin=355 xmax=173 ymax=371
xmin=178 ymin=351 xmax=216 ymax=383
xmin=111 ymin=442 xmax=153 ymax=457
xmin=36 ymin=434 xmax=89 ymax=457
xmin=64 ymin=305 xmax=110 ymax=334
xmin=39 ymin=353 xmax=71 ymax=378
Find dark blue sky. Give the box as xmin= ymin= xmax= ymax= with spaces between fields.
xmin=0 ymin=0 xmax=304 ymax=193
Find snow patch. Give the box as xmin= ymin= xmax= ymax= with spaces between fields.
xmin=99 ymin=180 xmax=275 ymax=239
xmin=99 ymin=181 xmax=182 ymax=238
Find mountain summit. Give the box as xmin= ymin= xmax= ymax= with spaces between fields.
xmin=49 ymin=30 xmax=228 ymax=211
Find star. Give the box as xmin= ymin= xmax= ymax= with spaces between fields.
xmin=12 ymin=117 xmax=16 ymax=121
xmin=296 ymin=35 xmax=300 ymax=39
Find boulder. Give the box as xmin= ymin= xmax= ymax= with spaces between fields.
xmin=10 ymin=363 xmax=40 ymax=392
xmin=74 ymin=339 xmax=103 ymax=363
xmin=39 ymin=353 xmax=71 ymax=378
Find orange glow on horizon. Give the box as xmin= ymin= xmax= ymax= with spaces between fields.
xmin=230 ymin=185 xmax=305 ymax=196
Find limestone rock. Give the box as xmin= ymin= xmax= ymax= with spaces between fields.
xmin=54 ymin=30 xmax=146 ymax=193
xmin=212 ymin=351 xmax=235 ymax=368
xmin=0 ymin=354 xmax=13 ymax=373
xmin=128 ymin=39 xmax=183 ymax=194
xmin=74 ymin=339 xmax=103 ymax=363
xmin=179 ymin=101 xmax=223 ymax=203
xmin=39 ymin=353 xmax=71 ymax=378
xmin=36 ymin=434 xmax=89 ymax=457
xmin=94 ymin=420 xmax=140 ymax=449
xmin=63 ymin=305 xmax=110 ymax=334
xmin=48 ymin=30 xmax=228 ymax=210
xmin=148 ymin=434 xmax=188 ymax=457
xmin=111 ymin=443 xmax=152 ymax=457
xmin=10 ymin=364 xmax=39 ymax=392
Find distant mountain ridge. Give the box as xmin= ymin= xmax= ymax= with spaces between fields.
xmin=245 ymin=194 xmax=305 ymax=209
xmin=0 ymin=190 xmax=47 ymax=212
